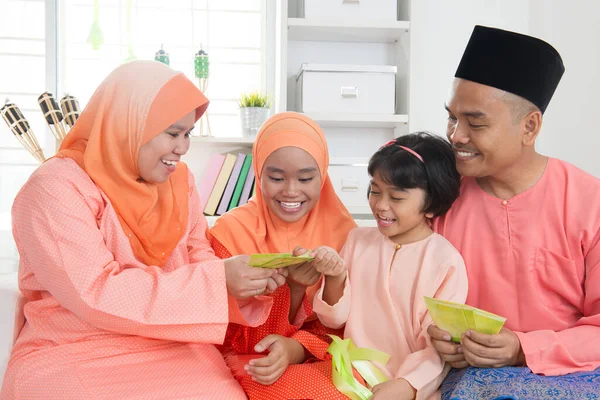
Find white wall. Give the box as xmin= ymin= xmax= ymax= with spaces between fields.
xmin=409 ymin=0 xmax=600 ymax=178
xmin=528 ymin=0 xmax=600 ymax=178
xmin=186 ymin=1 xmax=600 ymax=180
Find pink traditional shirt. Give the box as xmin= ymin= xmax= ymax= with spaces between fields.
xmin=314 ymin=228 xmax=468 ymax=400
xmin=434 ymin=158 xmax=600 ymax=375
xmin=1 ymin=158 xmax=271 ymax=399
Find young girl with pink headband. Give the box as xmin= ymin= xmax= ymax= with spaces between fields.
xmin=313 ymin=132 xmax=468 ymax=399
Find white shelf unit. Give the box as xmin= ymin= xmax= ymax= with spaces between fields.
xmin=191 ymin=136 xmax=255 ymax=147
xmin=304 ymin=112 xmax=408 ymax=128
xmin=274 ymin=0 xmax=412 ymax=216
xmin=287 ymin=18 xmax=410 ymax=43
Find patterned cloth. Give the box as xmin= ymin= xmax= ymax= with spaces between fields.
xmin=441 ymin=367 xmax=600 ymax=400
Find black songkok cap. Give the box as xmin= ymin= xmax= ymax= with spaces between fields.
xmin=455 ymin=25 xmax=565 ymax=113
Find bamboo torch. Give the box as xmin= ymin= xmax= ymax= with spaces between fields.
xmin=38 ymin=92 xmax=68 ymax=143
xmin=1 ymin=100 xmax=46 ymax=163
xmin=59 ymin=94 xmax=81 ymax=130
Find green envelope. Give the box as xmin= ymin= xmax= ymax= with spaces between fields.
xmin=249 ymin=253 xmax=314 ymax=269
xmin=424 ymin=297 xmax=506 ymax=342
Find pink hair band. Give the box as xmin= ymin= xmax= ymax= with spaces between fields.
xmin=380 ymin=140 xmax=424 ymax=163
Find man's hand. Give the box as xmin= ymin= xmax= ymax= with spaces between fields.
xmin=461 ymin=327 xmax=525 ymax=368
xmin=244 ymin=335 xmax=306 ymax=385
xmin=427 ymin=324 xmax=468 ymax=369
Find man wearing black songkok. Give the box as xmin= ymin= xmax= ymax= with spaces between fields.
xmin=429 ymin=25 xmax=600 ymax=385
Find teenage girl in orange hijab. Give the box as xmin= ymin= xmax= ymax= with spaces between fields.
xmin=209 ymin=112 xmax=357 ymax=399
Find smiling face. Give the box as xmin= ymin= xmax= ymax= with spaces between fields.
xmin=445 ymin=78 xmax=529 ymax=178
xmin=259 ymin=146 xmax=322 ymax=223
xmin=368 ymin=171 xmax=433 ymax=244
xmin=137 ymin=110 xmax=195 ymax=183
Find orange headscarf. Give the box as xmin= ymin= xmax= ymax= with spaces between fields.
xmin=210 ymin=112 xmax=357 ymax=255
xmin=56 ymin=60 xmax=208 ymax=266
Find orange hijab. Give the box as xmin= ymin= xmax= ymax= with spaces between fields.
xmin=210 ymin=112 xmax=357 ymax=255
xmin=57 ymin=60 xmax=208 ymax=266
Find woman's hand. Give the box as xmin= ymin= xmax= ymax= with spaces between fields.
xmin=224 ymin=255 xmax=279 ymax=299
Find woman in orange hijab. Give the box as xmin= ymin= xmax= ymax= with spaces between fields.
xmin=1 ymin=61 xmax=284 ymax=399
xmin=209 ymin=112 xmax=357 ymax=399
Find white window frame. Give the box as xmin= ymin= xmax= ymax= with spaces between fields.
xmin=54 ymin=0 xmax=276 ymax=140
xmin=0 ymin=0 xmax=275 ymax=273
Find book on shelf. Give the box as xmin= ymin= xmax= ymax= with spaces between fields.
xmin=216 ymin=153 xmax=247 ymax=216
xmin=204 ymin=153 xmax=237 ymax=216
xmin=238 ymin=166 xmax=255 ymax=207
xmin=228 ymin=154 xmax=253 ymax=211
xmin=197 ymin=153 xmax=225 ymax=209
xmin=251 ymin=178 xmax=257 ymax=199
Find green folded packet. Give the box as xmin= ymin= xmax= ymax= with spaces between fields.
xmin=424 ymin=296 xmax=507 ymax=343
xmin=249 ymin=253 xmax=314 ymax=269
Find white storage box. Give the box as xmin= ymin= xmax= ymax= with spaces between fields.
xmin=328 ymin=161 xmax=371 ymax=214
xmin=300 ymin=0 xmax=398 ymax=22
xmin=296 ymin=64 xmax=397 ymax=115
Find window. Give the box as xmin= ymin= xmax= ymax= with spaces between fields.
xmin=59 ymin=0 xmax=267 ymax=136
xmin=0 ymin=0 xmax=52 ymax=273
xmin=0 ymin=0 xmax=270 ymax=273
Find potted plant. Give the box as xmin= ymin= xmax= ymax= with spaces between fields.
xmin=238 ymin=91 xmax=271 ymax=138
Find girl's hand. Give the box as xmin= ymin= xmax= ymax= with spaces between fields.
xmin=266 ymin=268 xmax=288 ymax=294
xmin=244 ymin=335 xmax=306 ymax=385
xmin=286 ymin=246 xmax=321 ymax=288
xmin=372 ymin=378 xmax=416 ymax=400
xmin=310 ymin=246 xmax=346 ymax=277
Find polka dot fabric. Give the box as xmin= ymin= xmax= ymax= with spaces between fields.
xmin=212 ymin=237 xmax=350 ymax=400
xmin=0 ymin=157 xmax=269 ymax=399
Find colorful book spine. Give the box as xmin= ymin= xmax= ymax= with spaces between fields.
xmin=197 ymin=153 xmax=225 ymax=209
xmin=204 ymin=153 xmax=237 ymax=216
xmin=216 ymin=153 xmax=246 ymax=215
xmin=228 ymin=154 xmax=253 ymax=211
xmin=238 ymin=166 xmax=255 ymax=206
